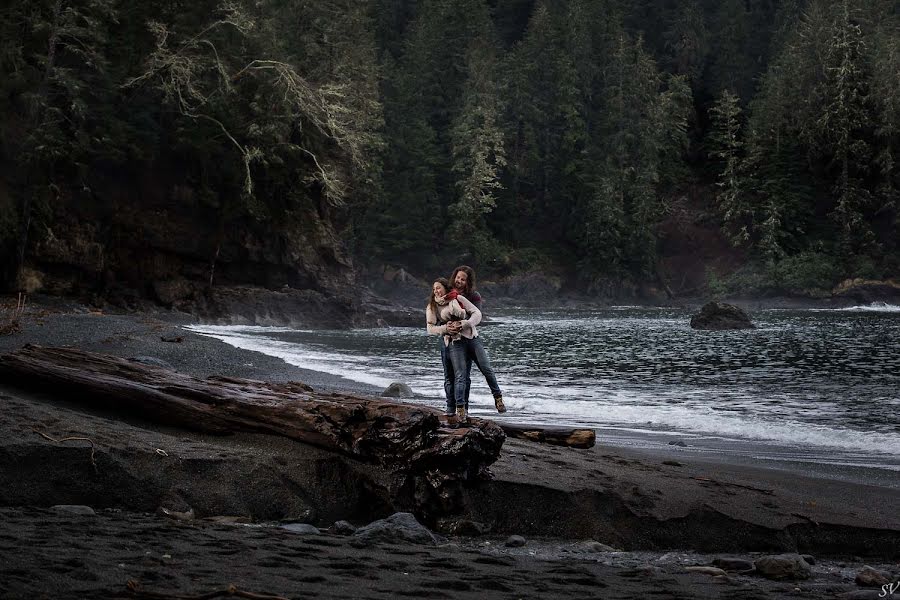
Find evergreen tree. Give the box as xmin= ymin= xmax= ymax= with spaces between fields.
xmin=708 ymin=89 xmax=748 ymax=246
xmin=449 ymin=39 xmax=507 ymax=263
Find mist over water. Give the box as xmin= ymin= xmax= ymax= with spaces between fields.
xmin=187 ymin=304 xmax=900 ymax=462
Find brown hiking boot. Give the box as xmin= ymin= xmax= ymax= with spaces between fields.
xmin=456 ymin=406 xmax=468 ymax=425
xmin=493 ymin=395 xmax=507 ymax=413
xmin=444 ymin=412 xmax=459 ymax=429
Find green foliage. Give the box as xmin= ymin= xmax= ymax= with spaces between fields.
xmin=708 ymin=89 xmax=748 ymax=246
xmin=769 ymin=252 xmax=841 ymax=292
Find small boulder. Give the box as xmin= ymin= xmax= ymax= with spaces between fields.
xmin=801 ymin=554 xmax=816 ymax=565
xmin=855 ymin=566 xmax=889 ymax=588
xmin=281 ymin=523 xmax=321 ymax=535
xmin=754 ymin=554 xmax=811 ymax=580
xmin=582 ymin=541 xmax=619 ymax=553
xmin=331 ymin=520 xmax=357 ymax=535
xmin=436 ymin=518 xmax=489 ymax=536
xmin=352 ymin=512 xmax=443 ymax=546
xmin=690 ymin=302 xmax=755 ymax=330
xmin=505 ymin=535 xmax=527 ymax=548
xmin=382 ymin=382 xmax=414 ymax=398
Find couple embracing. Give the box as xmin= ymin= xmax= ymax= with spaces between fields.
xmin=426 ymin=266 xmax=506 ymax=428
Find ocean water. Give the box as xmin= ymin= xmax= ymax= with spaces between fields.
xmin=186 ymin=303 xmax=900 ymax=468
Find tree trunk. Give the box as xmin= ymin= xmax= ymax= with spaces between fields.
xmin=498 ymin=422 xmax=595 ymax=449
xmin=0 ymin=345 xmax=505 ymax=481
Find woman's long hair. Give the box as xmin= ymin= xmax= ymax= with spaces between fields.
xmin=427 ymin=278 xmax=451 ymax=319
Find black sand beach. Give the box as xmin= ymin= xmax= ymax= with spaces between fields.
xmin=1 ymin=301 xmax=898 ymax=599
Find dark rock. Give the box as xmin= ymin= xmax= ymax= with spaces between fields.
xmin=801 ymin=554 xmax=816 ymax=565
xmin=281 ymin=523 xmax=321 ymax=535
xmin=690 ymin=302 xmax=755 ymax=330
xmin=152 ymin=278 xmax=195 ymax=307
xmin=504 ymin=535 xmax=526 ymax=548
xmin=382 ymin=382 xmax=414 ymax=399
xmin=128 ymin=356 xmax=175 ymax=371
xmin=436 ymin=518 xmax=489 ymax=536
xmin=855 ymin=566 xmax=889 ymax=587
xmin=668 ymin=440 xmax=687 ymax=447
xmin=832 ymin=278 xmax=900 ymax=303
xmin=662 ymin=460 xmax=684 ymax=466
xmin=331 ymin=520 xmax=356 ymax=535
xmin=753 ymin=554 xmax=811 ymax=580
xmin=50 ymin=505 xmax=96 ymax=516
xmin=713 ymin=557 xmax=755 ymax=573
xmin=352 ymin=512 xmax=444 ymax=546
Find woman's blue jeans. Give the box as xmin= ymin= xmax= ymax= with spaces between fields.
xmin=445 ymin=339 xmax=470 ymax=413
xmin=442 ymin=336 xmax=502 ymax=411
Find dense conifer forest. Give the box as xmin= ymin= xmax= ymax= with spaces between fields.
xmin=1 ymin=0 xmax=897 ymax=299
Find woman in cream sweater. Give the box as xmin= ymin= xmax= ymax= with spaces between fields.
xmin=426 ymin=277 xmax=482 ymax=426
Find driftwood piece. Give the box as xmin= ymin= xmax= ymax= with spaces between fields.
xmin=0 ymin=345 xmax=504 ymax=479
xmin=498 ymin=422 xmax=595 ymax=449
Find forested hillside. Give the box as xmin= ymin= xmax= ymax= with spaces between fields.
xmin=1 ymin=0 xmax=897 ymax=304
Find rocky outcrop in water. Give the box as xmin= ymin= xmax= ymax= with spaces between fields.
xmin=690 ymin=302 xmax=755 ymax=330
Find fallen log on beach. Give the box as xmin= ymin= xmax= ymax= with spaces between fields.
xmin=498 ymin=422 xmax=595 ymax=449
xmin=0 ymin=345 xmax=504 ymax=481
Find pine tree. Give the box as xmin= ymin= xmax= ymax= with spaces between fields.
xmin=449 ymin=39 xmax=507 ymax=262
xmin=819 ymin=0 xmax=874 ymax=257
xmin=708 ymin=89 xmax=748 ymax=246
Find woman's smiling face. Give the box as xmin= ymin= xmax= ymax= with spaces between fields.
xmin=432 ymin=281 xmax=448 ymax=298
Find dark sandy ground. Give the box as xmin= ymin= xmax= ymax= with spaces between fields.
xmin=1 ymin=299 xmax=899 ymax=599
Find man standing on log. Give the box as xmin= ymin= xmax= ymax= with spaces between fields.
xmin=446 ymin=265 xmax=507 ymax=416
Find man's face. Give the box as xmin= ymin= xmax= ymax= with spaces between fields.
xmin=453 ymin=270 xmax=468 ymax=291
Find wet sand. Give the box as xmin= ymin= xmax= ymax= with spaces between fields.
xmin=1 ymin=300 xmax=898 ymax=599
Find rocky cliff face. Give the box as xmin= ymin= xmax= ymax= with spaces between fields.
xmin=13 ymin=169 xmax=359 ymax=321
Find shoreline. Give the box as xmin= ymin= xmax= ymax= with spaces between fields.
xmin=1 ymin=300 xmax=899 ymax=598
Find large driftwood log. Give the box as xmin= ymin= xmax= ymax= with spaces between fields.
xmin=0 ymin=345 xmax=504 ymax=480
xmin=498 ymin=423 xmax=595 ymax=449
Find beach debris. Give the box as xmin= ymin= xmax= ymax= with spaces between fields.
xmin=753 ymin=554 xmax=812 ymax=580
xmin=33 ymin=429 xmax=98 ymax=473
xmin=497 ymin=422 xmax=596 ymax=449
xmin=157 ymin=506 xmax=195 ymax=521
xmin=0 ymin=345 xmax=505 ymax=482
xmin=690 ymin=301 xmax=755 ymax=330
xmin=331 ymin=520 xmax=357 ymax=535
xmin=0 ymin=345 xmax=505 ymax=484
xmin=712 ymin=557 xmax=755 ymax=573
xmin=125 ymin=580 xmax=289 ymax=600
xmin=352 ymin=512 xmax=445 ymax=546
xmin=382 ymin=382 xmax=414 ymax=398
xmin=50 ymin=504 xmax=96 ymax=516
xmin=685 ymin=566 xmax=727 ymax=576
xmin=160 ymin=335 xmax=184 ymax=343
xmin=855 ymin=566 xmax=889 ymax=587
xmin=280 ymin=523 xmax=321 ymax=535
xmin=662 ymin=460 xmax=684 ymax=466
xmin=155 ymin=448 xmax=168 ymax=457
xmin=505 ymin=535 xmax=527 ymax=548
